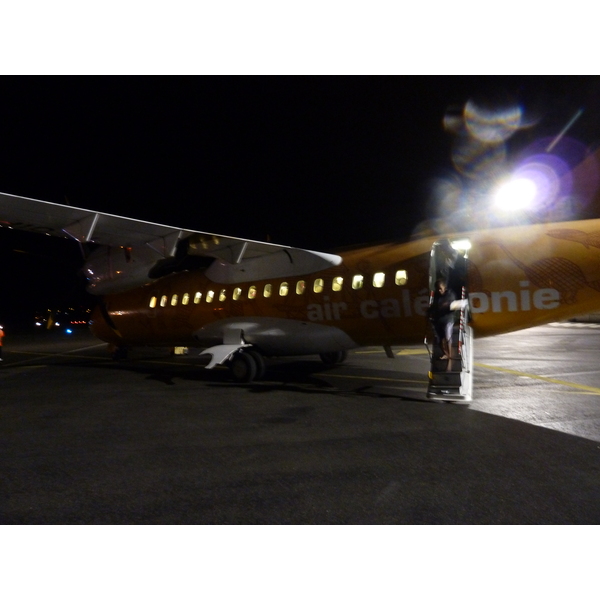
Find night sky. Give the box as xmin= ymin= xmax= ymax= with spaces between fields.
xmin=2 ymin=76 xmax=600 ymax=325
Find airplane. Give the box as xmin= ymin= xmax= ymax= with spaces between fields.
xmin=2 ymin=153 xmax=600 ymax=402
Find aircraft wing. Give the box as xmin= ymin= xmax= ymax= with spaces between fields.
xmin=0 ymin=191 xmax=192 ymax=254
xmin=0 ymin=192 xmax=342 ymax=289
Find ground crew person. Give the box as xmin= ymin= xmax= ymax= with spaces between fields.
xmin=0 ymin=325 xmax=4 ymax=361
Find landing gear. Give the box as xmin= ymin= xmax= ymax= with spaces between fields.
xmin=228 ymin=349 xmax=266 ymax=383
xmin=245 ymin=349 xmax=266 ymax=380
xmin=319 ymin=350 xmax=347 ymax=365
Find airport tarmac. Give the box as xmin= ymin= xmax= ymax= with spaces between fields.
xmin=1 ymin=324 xmax=600 ymax=524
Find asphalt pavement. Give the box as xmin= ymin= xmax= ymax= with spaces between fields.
xmin=1 ymin=325 xmax=599 ymax=524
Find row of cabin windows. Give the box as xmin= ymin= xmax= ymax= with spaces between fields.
xmin=148 ymin=270 xmax=408 ymax=308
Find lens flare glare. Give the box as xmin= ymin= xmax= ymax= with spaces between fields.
xmin=493 ymin=177 xmax=537 ymax=211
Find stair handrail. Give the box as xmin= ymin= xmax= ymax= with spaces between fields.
xmin=457 ymin=285 xmax=468 ymax=369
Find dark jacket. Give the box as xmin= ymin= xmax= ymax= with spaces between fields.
xmin=429 ymin=289 xmax=457 ymax=325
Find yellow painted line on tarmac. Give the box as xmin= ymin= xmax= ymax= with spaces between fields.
xmin=475 ymin=362 xmax=600 ymax=396
xmin=355 ymin=348 xmax=428 ymax=356
xmin=323 ymin=372 xmax=426 ymax=385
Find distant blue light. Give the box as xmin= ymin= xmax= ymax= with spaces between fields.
xmin=66 ymin=329 xmax=73 ymax=334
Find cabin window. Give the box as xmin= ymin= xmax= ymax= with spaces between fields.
xmin=332 ymin=276 xmax=343 ymax=292
xmin=373 ymin=272 xmax=385 ymax=288
xmin=395 ymin=270 xmax=408 ymax=286
xmin=313 ymin=278 xmax=324 ymax=293
xmin=248 ymin=286 xmax=257 ymax=299
xmin=182 ymin=293 xmax=190 ymax=306
xmin=219 ymin=289 xmax=227 ymax=302
xmin=233 ymin=287 xmax=242 ymax=301
xmin=264 ymin=284 xmax=272 ymax=298
xmin=280 ymin=282 xmax=289 ymax=296
xmin=171 ymin=294 xmax=178 ymax=306
xmin=352 ymin=275 xmax=364 ymax=290
xmin=194 ymin=292 xmax=202 ymax=304
xmin=296 ymin=280 xmax=306 ymax=295
xmin=160 ymin=295 xmax=168 ymax=307
xmin=206 ymin=290 xmax=215 ymax=303
xmin=149 ymin=296 xmax=157 ymax=308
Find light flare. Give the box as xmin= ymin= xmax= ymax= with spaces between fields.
xmin=493 ymin=177 xmax=537 ymax=211
xmin=464 ymin=100 xmax=523 ymax=144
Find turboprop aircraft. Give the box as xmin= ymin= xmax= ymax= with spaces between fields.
xmin=2 ymin=179 xmax=600 ymax=401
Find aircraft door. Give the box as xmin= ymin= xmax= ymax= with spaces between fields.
xmin=426 ymin=238 xmax=473 ymax=402
xmin=429 ymin=238 xmax=469 ymax=300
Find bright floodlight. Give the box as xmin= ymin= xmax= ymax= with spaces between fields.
xmin=493 ymin=177 xmax=537 ymax=211
xmin=450 ymin=239 xmax=471 ymax=251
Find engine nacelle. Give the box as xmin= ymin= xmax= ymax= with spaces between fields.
xmin=83 ymin=245 xmax=162 ymax=295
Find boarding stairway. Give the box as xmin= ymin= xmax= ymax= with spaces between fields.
xmin=425 ymin=287 xmax=473 ymax=402
xmin=425 ymin=238 xmax=473 ymax=402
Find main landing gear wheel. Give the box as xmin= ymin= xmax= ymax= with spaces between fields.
xmin=228 ymin=350 xmax=265 ymax=383
xmin=319 ymin=350 xmax=348 ymax=365
xmin=244 ymin=349 xmax=266 ymax=380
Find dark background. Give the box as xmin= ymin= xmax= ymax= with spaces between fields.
xmin=2 ymin=76 xmax=600 ymax=326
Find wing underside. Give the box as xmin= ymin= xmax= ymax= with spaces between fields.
xmin=0 ymin=192 xmax=342 ymax=291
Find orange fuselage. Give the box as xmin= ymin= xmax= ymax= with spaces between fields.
xmin=91 ymin=218 xmax=600 ymax=352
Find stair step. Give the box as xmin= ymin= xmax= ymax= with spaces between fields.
xmin=430 ymin=371 xmax=463 ymax=387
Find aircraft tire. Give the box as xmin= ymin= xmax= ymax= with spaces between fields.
xmin=229 ymin=351 xmax=258 ymax=383
xmin=319 ymin=350 xmax=347 ymax=365
xmin=244 ymin=349 xmax=266 ymax=380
